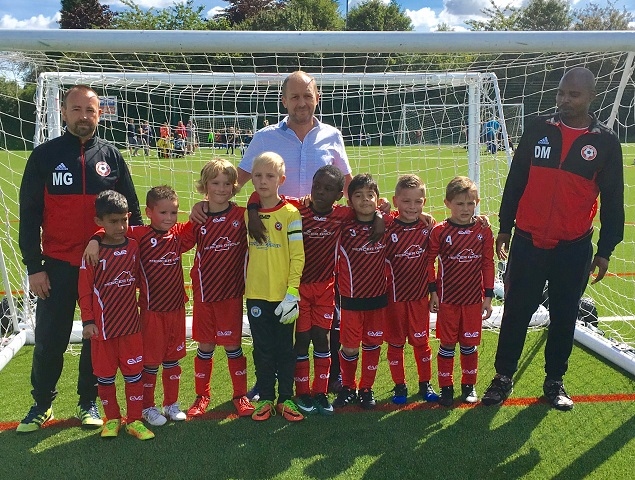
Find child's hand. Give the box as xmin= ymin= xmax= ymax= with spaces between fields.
xmin=475 ymin=214 xmax=490 ymax=228
xmin=429 ymin=292 xmax=439 ymax=313
xmin=482 ymin=297 xmax=493 ymax=320
xmin=189 ymin=201 xmax=208 ymax=225
xmin=82 ymin=239 xmax=100 ymax=267
xmin=378 ymin=197 xmax=391 ymax=214
xmin=299 ymin=194 xmax=312 ymax=207
xmin=419 ymin=212 xmax=435 ymax=228
xmin=248 ymin=209 xmax=267 ymax=244
xmin=82 ymin=324 xmax=98 ymax=340
xmin=368 ymin=212 xmax=385 ymax=243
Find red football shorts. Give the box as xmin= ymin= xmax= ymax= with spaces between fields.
xmin=298 ymin=280 xmax=335 ymax=333
xmin=192 ymin=297 xmax=243 ymax=346
xmin=339 ymin=307 xmax=386 ymax=349
xmin=435 ymin=303 xmax=483 ymax=346
xmin=385 ymin=297 xmax=431 ymax=347
xmin=91 ymin=332 xmax=143 ymax=378
xmin=140 ymin=307 xmax=186 ymax=365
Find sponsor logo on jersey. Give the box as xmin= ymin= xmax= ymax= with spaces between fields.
xmin=305 ymin=226 xmax=334 ymax=238
xmin=250 ymin=306 xmax=262 ymax=317
xmin=232 ymin=220 xmax=240 ymax=228
xmin=55 ymin=163 xmax=68 ymax=171
xmin=259 ymin=214 xmax=271 ymax=220
xmin=205 ymin=237 xmax=241 ymax=252
xmin=458 ymin=229 xmax=472 ymax=235
xmin=126 ymin=355 xmax=143 ymax=365
xmin=581 ymin=144 xmax=597 ymax=161
xmin=477 ymin=233 xmax=483 ymax=241
xmin=105 ymin=271 xmax=136 ymax=287
xmin=212 ymin=216 xmax=226 ymax=223
xmin=449 ymin=248 xmax=481 ymax=263
xmin=395 ymin=244 xmax=424 ymax=259
xmin=313 ymin=216 xmax=327 ymax=222
xmin=275 ymin=221 xmax=283 ymax=231
xmin=366 ymin=330 xmax=383 ymax=337
xmin=463 ymin=331 xmax=480 ymax=338
xmin=113 ymin=249 xmax=128 ymax=256
xmin=95 ymin=161 xmax=111 ymax=177
xmin=352 ymin=241 xmax=385 ymax=255
xmin=52 ymin=171 xmax=73 ymax=186
xmin=538 ymin=136 xmax=550 ymax=145
xmin=149 ymin=252 xmax=179 ymax=265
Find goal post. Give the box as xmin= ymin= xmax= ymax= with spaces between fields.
xmin=0 ymin=30 xmax=634 ymax=376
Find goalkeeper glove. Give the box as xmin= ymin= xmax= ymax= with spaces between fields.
xmin=274 ymin=286 xmax=300 ymax=324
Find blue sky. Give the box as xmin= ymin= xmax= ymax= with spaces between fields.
xmin=0 ymin=0 xmax=633 ymax=31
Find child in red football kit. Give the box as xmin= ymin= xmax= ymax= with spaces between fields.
xmin=184 ymin=159 xmax=255 ymax=419
xmin=427 ymin=176 xmax=495 ymax=407
xmin=85 ymin=185 xmax=193 ymax=426
xmin=384 ymin=174 xmax=440 ymax=404
xmin=79 ymin=190 xmax=154 ymax=440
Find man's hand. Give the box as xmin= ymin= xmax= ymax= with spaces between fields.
xmin=82 ymin=324 xmax=98 ymax=340
xmin=247 ymin=208 xmax=267 ymax=244
xmin=475 ymin=214 xmax=491 ymax=228
xmin=482 ymin=297 xmax=493 ymax=320
xmin=29 ymin=271 xmax=51 ymax=300
xmin=495 ymin=233 xmax=511 ymax=260
xmin=189 ymin=201 xmax=208 ymax=224
xmin=82 ymin=239 xmax=100 ymax=267
xmin=589 ymin=256 xmax=609 ymax=285
xmin=275 ymin=287 xmax=300 ymax=324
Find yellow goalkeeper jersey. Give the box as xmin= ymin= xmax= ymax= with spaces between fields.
xmin=245 ymin=199 xmax=304 ymax=302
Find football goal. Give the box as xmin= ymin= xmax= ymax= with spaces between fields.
xmin=0 ymin=30 xmax=633 ymax=376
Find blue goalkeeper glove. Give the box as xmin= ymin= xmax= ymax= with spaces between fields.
xmin=274 ymin=286 xmax=300 ymax=324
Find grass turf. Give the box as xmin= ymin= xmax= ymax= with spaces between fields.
xmin=0 ymin=331 xmax=634 ymax=480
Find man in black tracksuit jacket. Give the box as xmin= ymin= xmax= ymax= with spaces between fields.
xmin=482 ymin=67 xmax=624 ymax=411
xmin=17 ymin=85 xmax=142 ymax=432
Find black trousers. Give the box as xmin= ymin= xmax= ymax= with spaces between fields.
xmin=246 ymin=299 xmax=296 ymax=403
xmin=30 ymin=258 xmax=97 ymax=408
xmin=494 ymin=231 xmax=592 ymax=380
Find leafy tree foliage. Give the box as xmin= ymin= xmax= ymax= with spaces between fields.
xmin=572 ymin=0 xmax=633 ymax=31
xmin=218 ymin=0 xmax=282 ymax=26
xmin=112 ymin=0 xmax=229 ymax=30
xmin=516 ymin=0 xmax=572 ymax=31
xmin=242 ymin=0 xmax=344 ymax=31
xmin=59 ymin=0 xmax=115 ymax=29
xmin=346 ymin=0 xmax=413 ymax=31
xmin=465 ymin=1 xmax=522 ymax=31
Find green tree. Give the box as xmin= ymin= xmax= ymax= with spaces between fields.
xmin=218 ymin=0 xmax=282 ymax=26
xmin=465 ymin=1 xmax=521 ymax=31
xmin=59 ymin=0 xmax=115 ymax=29
xmin=113 ymin=0 xmax=228 ymax=30
xmin=242 ymin=0 xmax=344 ymax=31
xmin=346 ymin=0 xmax=413 ymax=31
xmin=572 ymin=0 xmax=633 ymax=30
xmin=517 ymin=0 xmax=572 ymax=30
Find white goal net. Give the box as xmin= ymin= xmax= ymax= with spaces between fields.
xmin=0 ymin=31 xmax=633 ymax=375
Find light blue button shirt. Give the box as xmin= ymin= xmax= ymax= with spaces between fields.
xmin=238 ymin=116 xmax=351 ymax=197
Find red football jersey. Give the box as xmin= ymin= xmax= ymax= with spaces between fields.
xmin=182 ymin=202 xmax=248 ymax=303
xmin=78 ymin=238 xmax=141 ymax=340
xmin=385 ymin=217 xmax=432 ymax=302
xmin=337 ymin=219 xmax=388 ymax=299
xmin=128 ymin=222 xmax=193 ymax=312
xmin=427 ymin=219 xmax=495 ymax=305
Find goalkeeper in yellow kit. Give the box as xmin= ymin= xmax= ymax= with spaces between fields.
xmin=244 ymin=152 xmax=305 ymax=422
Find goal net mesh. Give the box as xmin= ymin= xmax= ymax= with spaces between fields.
xmin=0 ymin=46 xmax=633 ymax=373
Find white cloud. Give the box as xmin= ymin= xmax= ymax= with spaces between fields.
xmin=407 ymin=8 xmax=440 ymax=31
xmin=0 ymin=13 xmax=60 ymax=29
xmin=206 ymin=6 xmax=225 ymax=18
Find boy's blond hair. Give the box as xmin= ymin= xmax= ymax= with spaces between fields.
xmin=146 ymin=185 xmax=178 ymax=208
xmin=196 ymin=158 xmax=239 ymax=196
xmin=445 ymin=176 xmax=478 ymax=201
xmin=395 ymin=174 xmax=426 ymax=197
xmin=252 ymin=151 xmax=285 ymax=177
